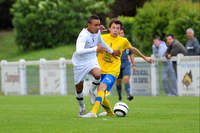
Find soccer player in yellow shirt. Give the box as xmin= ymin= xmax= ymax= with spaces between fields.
xmin=81 ymin=19 xmax=152 ymax=118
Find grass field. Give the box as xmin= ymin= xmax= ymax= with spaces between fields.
xmin=0 ymin=31 xmax=75 ymax=61
xmin=0 ymin=96 xmax=199 ymax=133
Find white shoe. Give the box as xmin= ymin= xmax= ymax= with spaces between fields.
xmin=89 ymin=88 xmax=97 ymax=105
xmin=80 ymin=112 xmax=97 ymax=118
xmin=98 ymin=112 xmax=107 ymax=117
xmin=98 ymin=112 xmax=114 ymax=117
xmin=79 ymin=104 xmax=85 ymax=116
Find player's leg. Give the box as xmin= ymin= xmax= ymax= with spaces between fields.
xmin=116 ymin=71 xmax=122 ymax=101
xmin=99 ymin=74 xmax=118 ymax=116
xmin=89 ymin=67 xmax=101 ymax=104
xmin=123 ymin=64 xmax=134 ymax=101
xmin=80 ymin=83 xmax=106 ymax=118
xmin=99 ymin=97 xmax=114 ymax=117
xmin=116 ymin=79 xmax=122 ymax=100
xmin=123 ymin=76 xmax=133 ymax=100
xmin=75 ymin=81 xmax=85 ymax=115
xmin=98 ymin=74 xmax=117 ymax=116
xmin=91 ymin=82 xmax=107 ymax=114
xmin=73 ymin=65 xmax=89 ymax=116
xmin=81 ymin=74 xmax=116 ymax=118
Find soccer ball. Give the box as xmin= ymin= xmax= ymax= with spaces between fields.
xmin=113 ymin=102 xmax=129 ymax=117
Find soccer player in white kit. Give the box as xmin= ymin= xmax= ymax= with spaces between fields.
xmin=72 ymin=15 xmax=120 ymax=116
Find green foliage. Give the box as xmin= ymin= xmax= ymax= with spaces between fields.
xmin=11 ymin=0 xmax=114 ymax=50
xmin=118 ymin=16 xmax=134 ymax=43
xmin=132 ymin=0 xmax=200 ymax=55
xmin=167 ymin=2 xmax=200 ymax=44
xmin=106 ymin=16 xmax=134 ymax=43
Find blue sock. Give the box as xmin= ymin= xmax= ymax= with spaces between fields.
xmin=125 ymin=83 xmax=131 ymax=96
xmin=116 ymin=85 xmax=122 ymax=99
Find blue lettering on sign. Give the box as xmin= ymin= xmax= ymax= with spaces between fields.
xmin=133 ymin=78 xmax=148 ymax=83
xmin=133 ymin=70 xmax=149 ymax=76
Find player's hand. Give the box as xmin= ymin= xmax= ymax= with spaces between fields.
xmin=112 ymin=50 xmax=121 ymax=59
xmin=97 ymin=46 xmax=105 ymax=53
xmin=100 ymin=25 xmax=107 ymax=32
xmin=144 ymin=57 xmax=153 ymax=64
xmin=132 ymin=65 xmax=136 ymax=73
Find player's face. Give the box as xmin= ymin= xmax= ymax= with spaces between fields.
xmin=88 ymin=19 xmax=100 ymax=33
xmin=109 ymin=23 xmax=121 ymax=37
xmin=119 ymin=30 xmax=125 ymax=37
xmin=166 ymin=36 xmax=174 ymax=46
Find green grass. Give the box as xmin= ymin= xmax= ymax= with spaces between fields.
xmin=0 ymin=31 xmax=75 ymax=61
xmin=0 ymin=96 xmax=199 ymax=133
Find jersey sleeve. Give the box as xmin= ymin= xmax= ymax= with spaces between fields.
xmin=124 ymin=38 xmax=132 ymax=50
xmin=76 ymin=33 xmax=97 ymax=55
xmin=98 ymin=31 xmax=113 ymax=54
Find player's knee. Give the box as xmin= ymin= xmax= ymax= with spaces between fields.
xmin=123 ymin=76 xmax=130 ymax=83
xmin=75 ymin=82 xmax=83 ymax=93
xmin=98 ymin=83 xmax=107 ymax=91
xmin=94 ymin=73 xmax=101 ymax=80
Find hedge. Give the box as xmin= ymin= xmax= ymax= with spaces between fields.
xmin=132 ymin=0 xmax=200 ymax=55
xmin=11 ymin=0 xmax=114 ymax=50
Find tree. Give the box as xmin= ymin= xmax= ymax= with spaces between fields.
xmin=11 ymin=0 xmax=114 ymax=50
xmin=132 ymin=0 xmax=200 ymax=55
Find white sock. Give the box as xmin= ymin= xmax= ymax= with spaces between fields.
xmin=91 ymin=78 xmax=100 ymax=91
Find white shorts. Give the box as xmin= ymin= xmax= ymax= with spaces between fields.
xmin=73 ymin=61 xmax=100 ymax=85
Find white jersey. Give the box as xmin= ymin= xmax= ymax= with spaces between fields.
xmin=72 ymin=28 xmax=113 ymax=84
xmin=72 ymin=28 xmax=113 ymax=66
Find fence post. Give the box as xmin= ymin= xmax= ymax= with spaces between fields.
xmin=59 ymin=57 xmax=67 ymax=95
xmin=40 ymin=58 xmax=46 ymax=95
xmin=151 ymin=61 xmax=159 ymax=96
xmin=177 ymin=54 xmax=184 ymax=96
xmin=1 ymin=60 xmax=7 ymax=94
xmin=19 ymin=59 xmax=27 ymax=95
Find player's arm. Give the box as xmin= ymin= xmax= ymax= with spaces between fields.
xmin=98 ymin=31 xmax=120 ymax=57
xmin=129 ymin=53 xmax=136 ymax=73
xmin=129 ymin=47 xmax=153 ymax=63
xmin=76 ymin=34 xmax=97 ymax=55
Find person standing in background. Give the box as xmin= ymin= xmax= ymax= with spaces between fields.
xmin=165 ymin=34 xmax=187 ymax=76
xmin=152 ymin=35 xmax=177 ymax=96
xmin=185 ymin=28 xmax=200 ymax=56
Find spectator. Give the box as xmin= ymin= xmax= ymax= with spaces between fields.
xmin=185 ymin=28 xmax=200 ymax=56
xmin=152 ymin=35 xmax=177 ymax=96
xmin=165 ymin=34 xmax=187 ymax=76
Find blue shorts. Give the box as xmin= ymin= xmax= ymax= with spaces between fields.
xmin=100 ymin=74 xmax=117 ymax=92
xmin=118 ymin=63 xmax=131 ymax=79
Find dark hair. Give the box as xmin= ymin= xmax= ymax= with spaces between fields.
xmin=109 ymin=19 xmax=123 ymax=29
xmin=165 ymin=34 xmax=174 ymax=39
xmin=88 ymin=15 xmax=100 ymax=23
xmin=120 ymin=27 xmax=125 ymax=33
xmin=153 ymin=35 xmax=160 ymax=40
